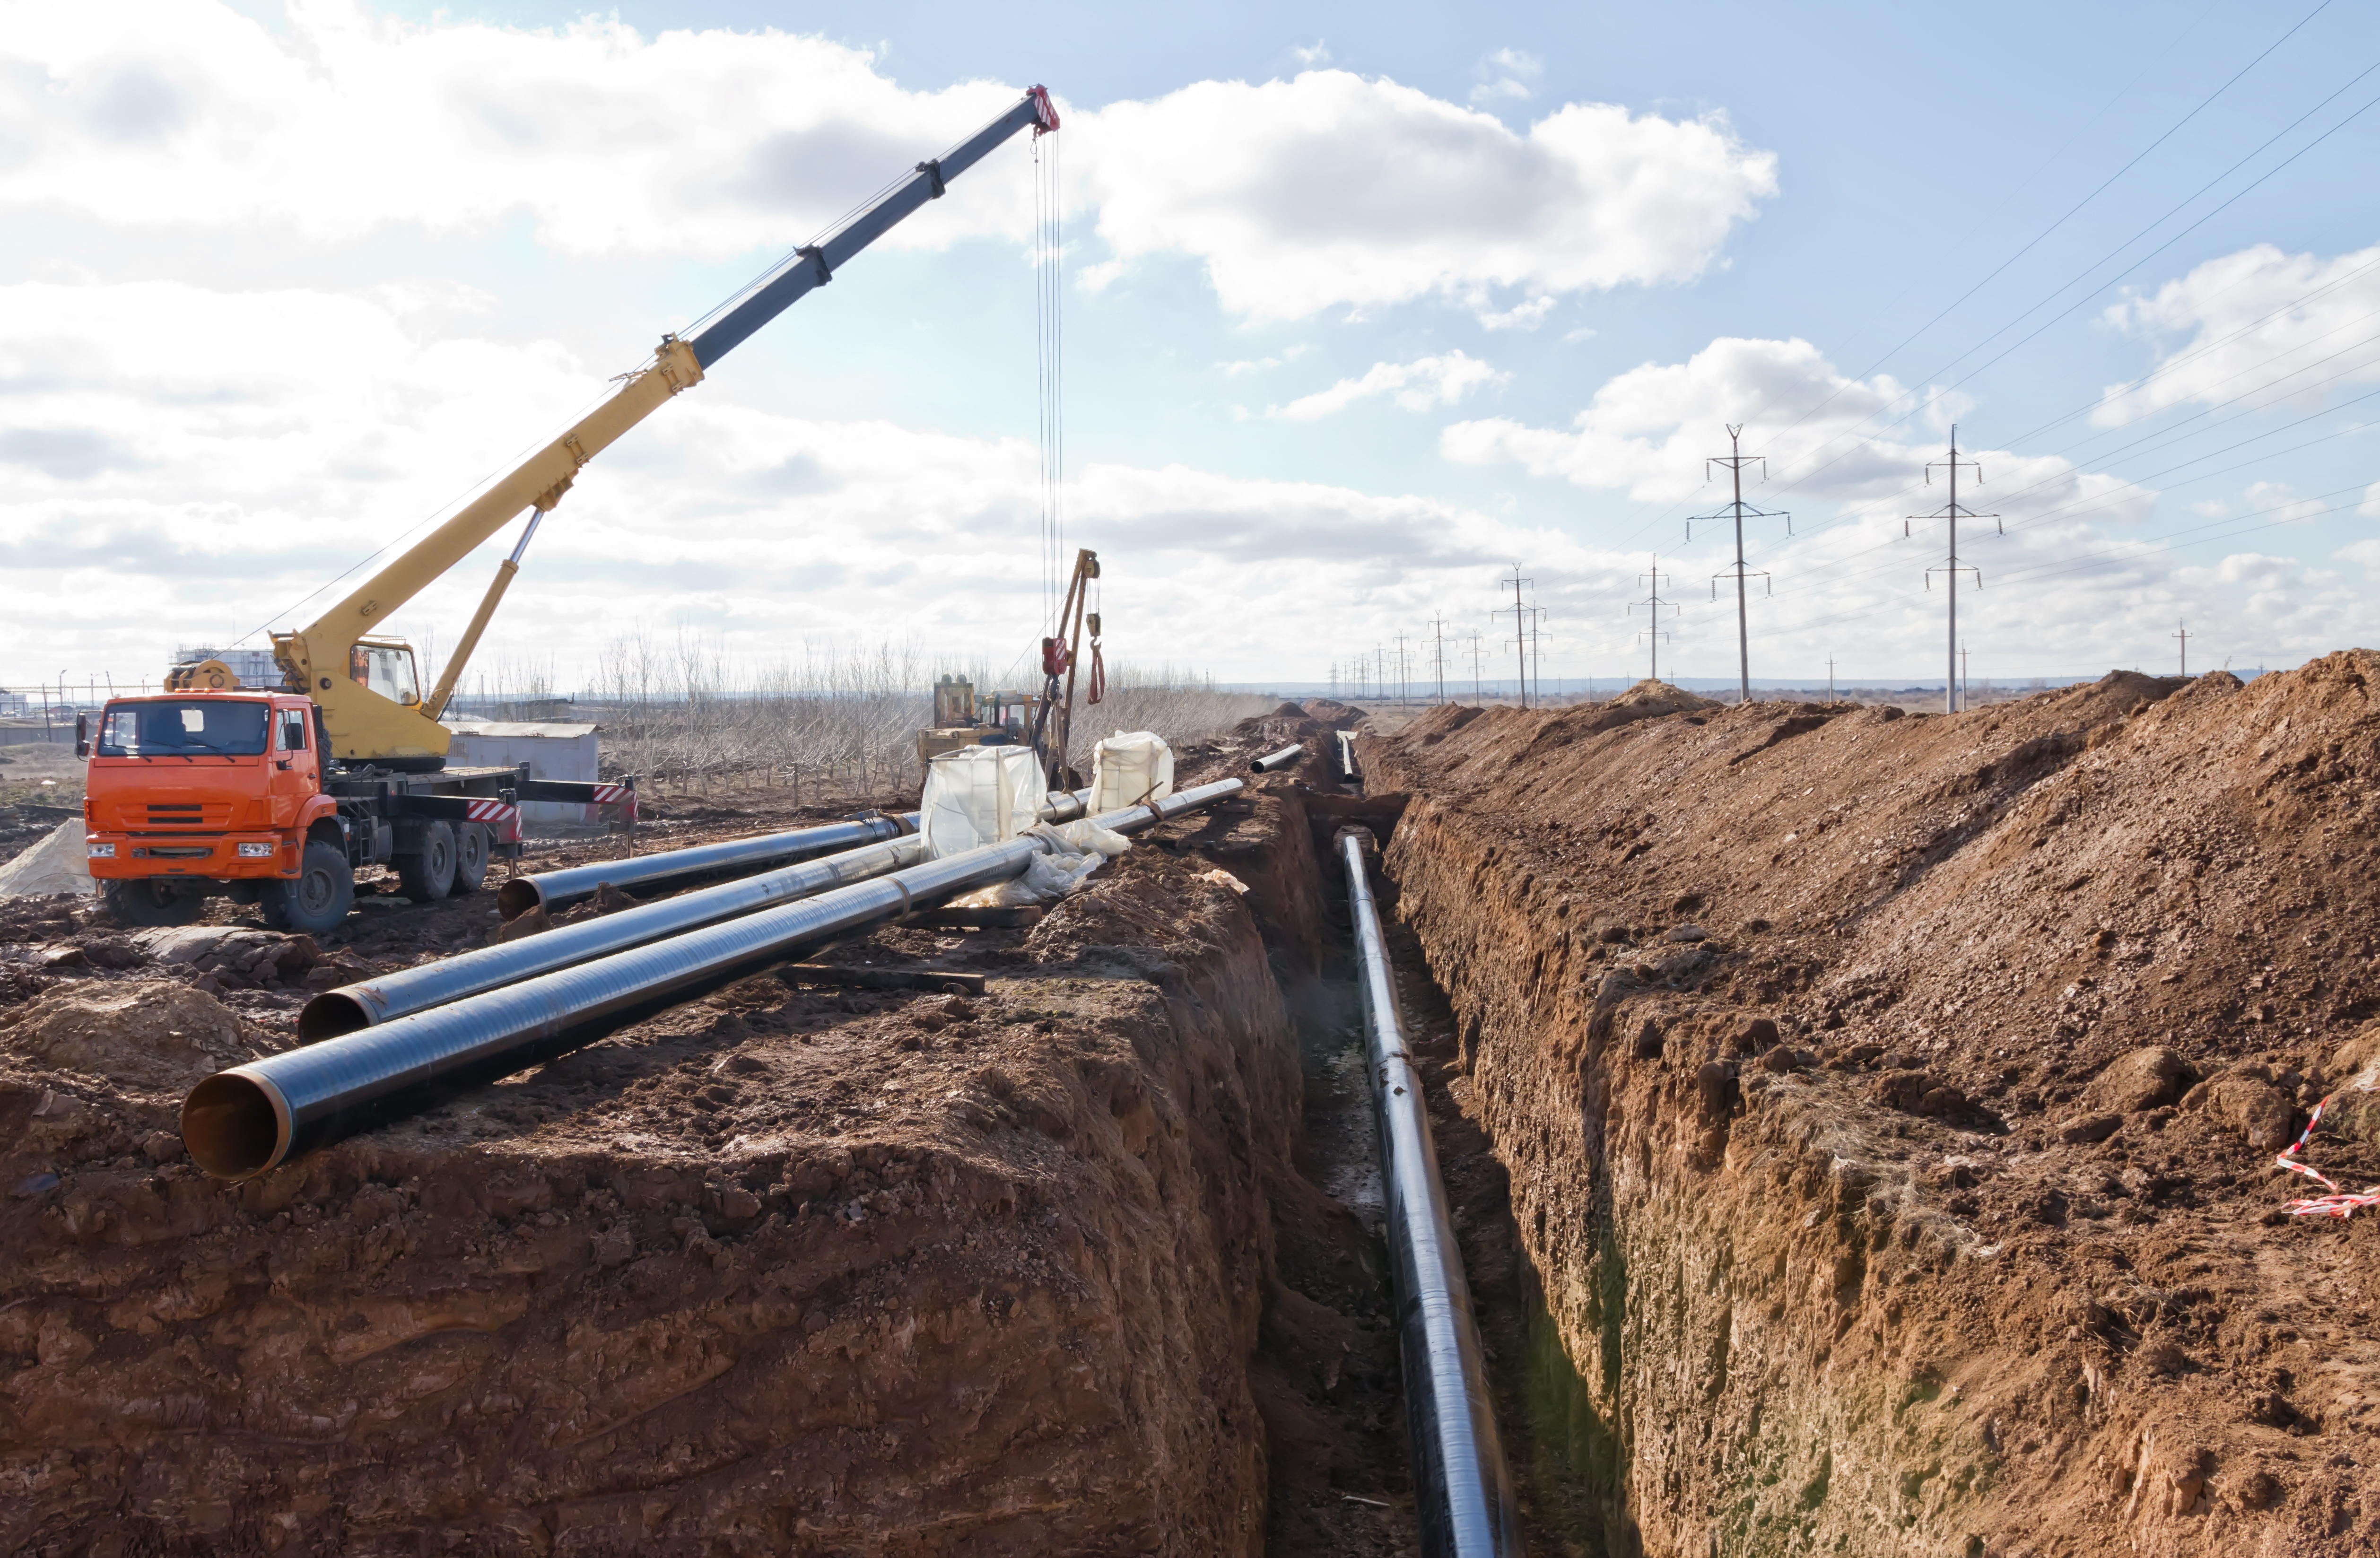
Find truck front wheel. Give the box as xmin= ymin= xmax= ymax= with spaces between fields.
xmin=262 ymin=841 xmax=355 ymax=935
xmin=101 ymin=878 xmax=207 ymax=928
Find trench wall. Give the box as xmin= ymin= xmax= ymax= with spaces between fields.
xmin=1 ymin=830 xmax=1308 ymax=1556
xmin=1366 ymin=662 xmax=2380 ymax=1558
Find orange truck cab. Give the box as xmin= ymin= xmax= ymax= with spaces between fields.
xmin=79 ymin=689 xmax=628 ymax=934
xmin=84 ymin=692 xmax=342 ymax=930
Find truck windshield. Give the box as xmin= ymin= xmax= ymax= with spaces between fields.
xmin=96 ymin=700 xmax=271 ymax=757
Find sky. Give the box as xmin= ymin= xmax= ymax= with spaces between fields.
xmin=4 ymin=0 xmax=2380 ymax=700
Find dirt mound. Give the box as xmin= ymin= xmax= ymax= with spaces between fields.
xmin=1300 ymin=699 xmax=1367 ymax=727
xmin=0 ymin=980 xmax=265 ymax=1094
xmin=0 ymin=819 xmax=94 ymax=899
xmin=1268 ymin=700 xmax=1307 ymax=717
xmin=0 ymin=795 xmax=1337 ymax=1556
xmin=1369 ymin=653 xmax=2380 ymax=1555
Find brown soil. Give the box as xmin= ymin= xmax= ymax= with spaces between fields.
xmin=0 ymin=725 xmax=1483 ymax=1556
xmin=1366 ymin=655 xmax=2380 ymax=1556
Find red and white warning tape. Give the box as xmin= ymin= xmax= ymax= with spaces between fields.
xmin=461 ymin=798 xmax=523 ymax=844
xmin=2275 ymin=1091 xmax=2380 ymax=1219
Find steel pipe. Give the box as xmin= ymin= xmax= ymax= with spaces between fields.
xmin=1338 ymin=729 xmax=1359 ymax=780
xmin=185 ymin=780 xmax=1244 ymax=1180
xmin=495 ymin=791 xmax=1093 ymax=918
xmin=1250 ymin=742 xmax=1305 ymax=773
xmin=1338 ymin=829 xmax=1522 ymax=1558
xmin=301 ymin=833 xmax=926 ymax=1041
xmin=496 ymin=813 xmax=916 ymax=919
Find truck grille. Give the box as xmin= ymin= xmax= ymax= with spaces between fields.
xmin=144 ymin=804 xmax=235 ymax=828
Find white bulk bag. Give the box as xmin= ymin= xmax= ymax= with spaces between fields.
xmin=1088 ymin=731 xmax=1174 ymax=812
xmin=920 ymin=745 xmax=1046 ymax=859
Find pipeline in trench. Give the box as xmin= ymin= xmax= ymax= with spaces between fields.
xmin=1252 ymin=766 xmax=1605 ymax=1557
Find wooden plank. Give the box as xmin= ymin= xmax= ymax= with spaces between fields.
xmin=906 ymin=906 xmax=1045 ymax=930
xmin=780 ymin=963 xmax=986 ymax=996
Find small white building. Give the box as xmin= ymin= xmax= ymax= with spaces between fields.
xmin=443 ymin=721 xmax=609 ymax=831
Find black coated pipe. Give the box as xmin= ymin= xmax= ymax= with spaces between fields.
xmin=1339 ymin=829 xmax=1522 ymax=1558
xmin=495 ymin=791 xmax=1090 ymax=919
xmin=301 ymin=833 xmax=925 ymax=1041
xmin=1250 ymin=742 xmax=1305 ymax=773
xmin=184 ymin=780 xmax=1243 ymax=1180
xmin=496 ymin=813 xmax=915 ymax=919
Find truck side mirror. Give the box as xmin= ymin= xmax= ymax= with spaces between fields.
xmin=74 ymin=713 xmax=88 ymax=758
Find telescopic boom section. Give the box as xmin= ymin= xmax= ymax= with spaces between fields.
xmin=279 ymin=86 xmax=1062 ymax=765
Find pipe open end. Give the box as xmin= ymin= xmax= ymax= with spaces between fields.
xmin=297 ymin=992 xmax=371 ymax=1043
xmin=181 ymin=1070 xmax=290 ymax=1181
xmin=495 ymin=879 xmax=543 ymax=920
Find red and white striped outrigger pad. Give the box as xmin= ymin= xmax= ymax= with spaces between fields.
xmin=591 ymin=783 xmax=638 ymax=824
xmin=462 ymin=797 xmax=523 ymax=844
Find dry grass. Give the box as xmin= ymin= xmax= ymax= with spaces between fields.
xmin=568 ymin=632 xmax=1272 ymax=802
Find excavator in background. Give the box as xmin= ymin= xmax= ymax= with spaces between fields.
xmin=915 ymin=547 xmax=1104 ymax=785
xmin=80 ymin=87 xmax=1064 ymax=933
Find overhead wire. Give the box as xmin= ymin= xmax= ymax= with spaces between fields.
xmin=1761 ymin=0 xmax=2341 ymax=453
xmin=1759 ymin=51 xmax=2380 ymax=507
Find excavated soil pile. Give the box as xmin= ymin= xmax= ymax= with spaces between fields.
xmin=1367 ymin=656 xmax=2380 ymax=1557
xmin=0 ymin=789 xmax=1382 ymax=1556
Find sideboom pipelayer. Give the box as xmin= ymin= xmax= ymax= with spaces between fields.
xmin=75 ymin=88 xmax=1065 ymax=936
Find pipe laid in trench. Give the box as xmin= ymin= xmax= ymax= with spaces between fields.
xmin=1339 ymin=829 xmax=1522 ymax=1558
xmin=1250 ymin=742 xmax=1304 ymax=773
xmin=1338 ymin=730 xmax=1359 ymax=780
xmin=302 ymin=832 xmax=926 ymax=1041
xmin=494 ymin=791 xmax=1094 ymax=918
xmin=184 ymin=779 xmax=1244 ymax=1180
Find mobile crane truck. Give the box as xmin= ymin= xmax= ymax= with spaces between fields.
xmin=78 ymin=87 xmax=1063 ymax=934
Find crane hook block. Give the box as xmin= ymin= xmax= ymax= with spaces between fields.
xmin=1041 ymin=637 xmax=1071 ymax=677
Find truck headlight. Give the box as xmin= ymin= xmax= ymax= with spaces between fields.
xmin=238 ymin=842 xmax=274 ymax=858
xmin=87 ymin=842 xmax=115 ymax=859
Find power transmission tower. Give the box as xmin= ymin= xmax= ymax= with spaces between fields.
xmin=1628 ymin=556 xmax=1673 ymax=684
xmin=1907 ymin=426 xmax=1999 ymax=715
xmin=1500 ymin=566 xmax=1535 ymax=707
xmin=1375 ymin=644 xmax=1386 ymax=702
xmin=2174 ymin=621 xmax=2188 ymax=677
xmin=1691 ymin=425 xmax=1790 ymax=705
xmin=1528 ymin=607 xmax=1549 ymax=705
xmin=1827 ymin=656 xmax=1836 ymax=698
xmin=1466 ymin=631 xmax=1485 ymax=701
xmin=1427 ymin=614 xmax=1449 ymax=703
xmin=1961 ymin=642 xmax=1970 ymax=709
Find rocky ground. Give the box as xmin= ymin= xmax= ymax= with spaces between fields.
xmin=1367 ymin=656 xmax=2380 ymax=1557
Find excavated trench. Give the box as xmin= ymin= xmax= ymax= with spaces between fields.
xmin=0 ymin=715 xmax=1571 ymax=1558
xmin=49 ymin=659 xmax=2373 ymax=1558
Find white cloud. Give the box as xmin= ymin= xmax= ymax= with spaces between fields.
xmin=2098 ymin=241 xmax=2380 ymax=422
xmin=1290 ymin=40 xmax=1332 ymax=67
xmin=1477 ymin=296 xmax=1558 ymax=331
xmin=1471 ymin=48 xmax=1543 ymax=105
xmin=1444 ymin=336 xmax=1934 ymax=502
xmin=1072 ymin=70 xmax=1777 ymax=323
xmin=1 ymin=8 xmax=1775 ymax=332
xmin=0 ymin=278 xmax=1567 ymax=683
xmin=0 ymin=0 xmax=1043 ymax=257
xmin=1275 ymin=352 xmax=1506 ymax=419
xmin=1215 ymin=346 xmax=1309 ymax=376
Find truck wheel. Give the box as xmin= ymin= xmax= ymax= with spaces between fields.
xmin=397 ymin=821 xmax=457 ymax=901
xmin=101 ymin=878 xmax=206 ymax=928
xmin=453 ymin=822 xmax=490 ymax=894
xmin=263 ymin=841 xmax=355 ymax=935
